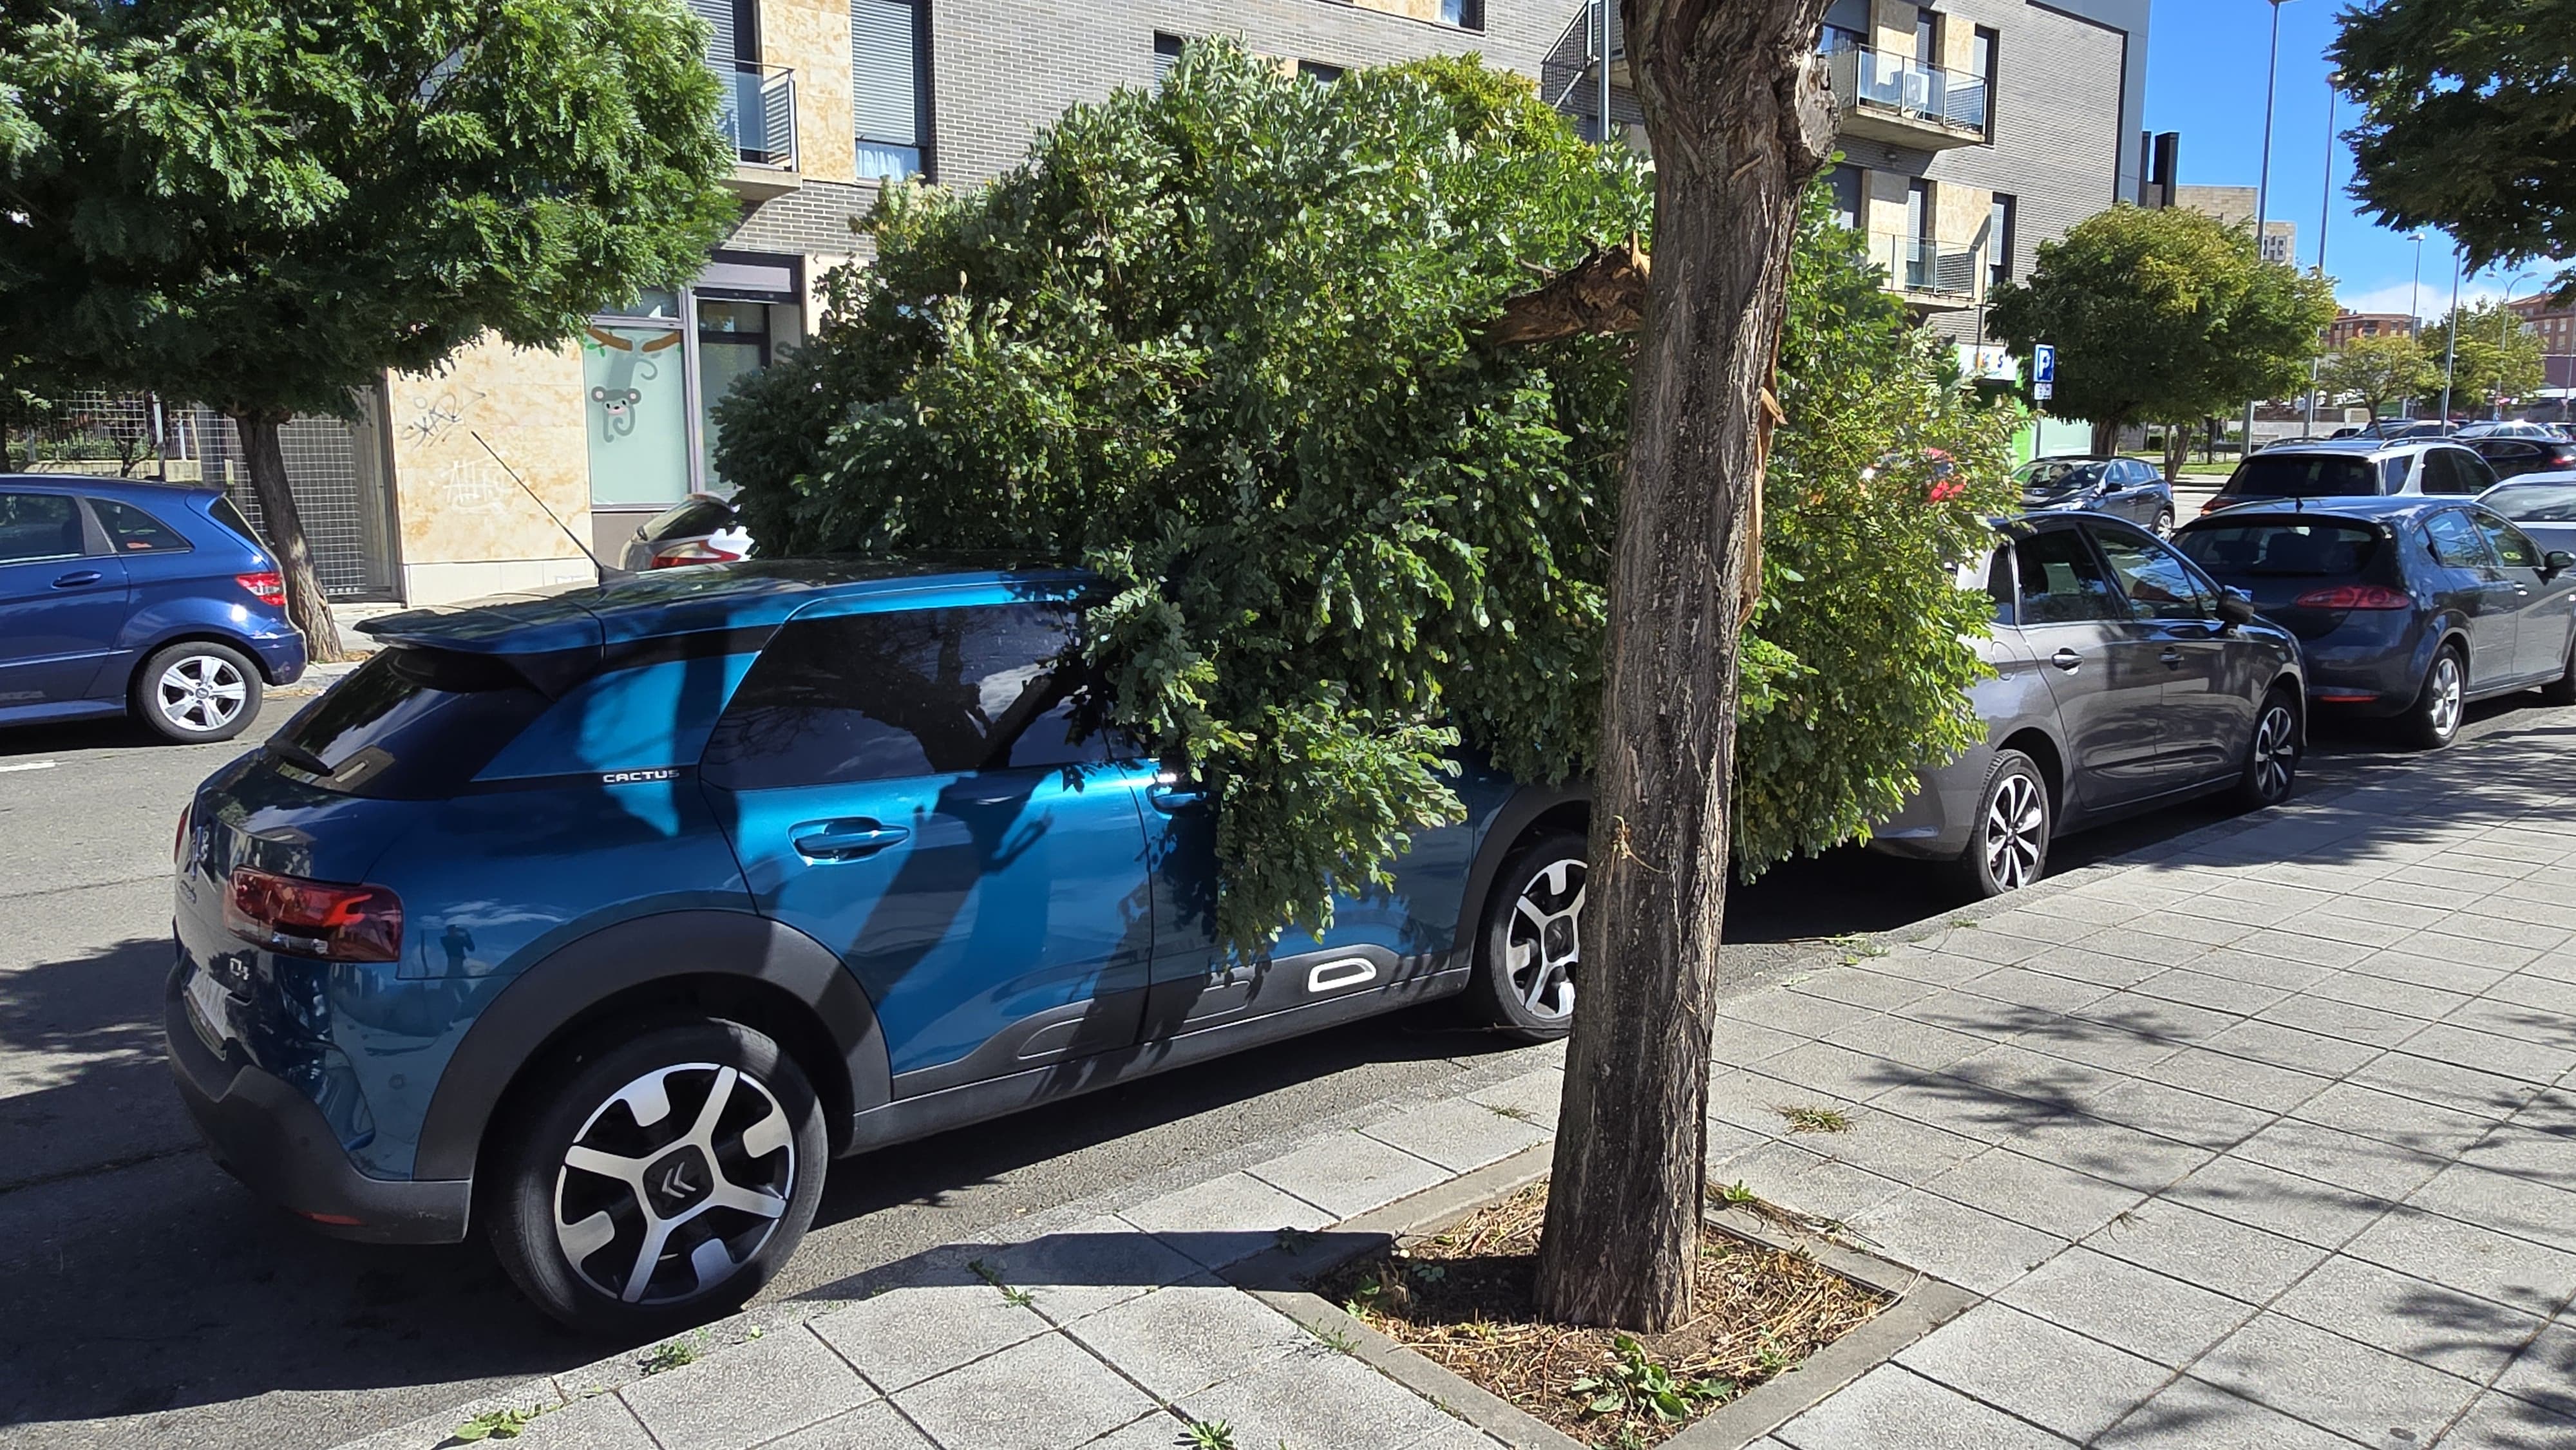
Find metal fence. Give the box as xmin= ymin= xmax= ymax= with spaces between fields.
xmin=3 ymin=390 xmax=401 ymax=600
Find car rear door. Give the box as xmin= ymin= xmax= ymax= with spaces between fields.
xmin=2469 ymin=509 xmax=2576 ymax=681
xmin=0 ymin=491 xmax=130 ymax=707
xmin=699 ymin=598 xmax=1162 ymax=1090
xmin=2009 ymin=522 xmax=2174 ymax=808
xmin=2422 ymin=507 xmax=2521 ymax=686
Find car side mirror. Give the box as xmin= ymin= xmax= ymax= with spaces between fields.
xmin=2215 ymin=588 xmax=2257 ymax=628
xmin=2548 ymin=550 xmax=2576 ymax=578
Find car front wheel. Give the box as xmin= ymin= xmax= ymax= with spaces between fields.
xmin=1462 ymin=831 xmax=1586 ymax=1043
xmin=1958 ymin=750 xmax=2050 ymax=898
xmin=486 ymin=1019 xmax=828 ymax=1335
xmin=2236 ymin=687 xmax=2301 ymax=810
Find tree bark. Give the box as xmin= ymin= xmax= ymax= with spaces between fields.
xmin=231 ymin=409 xmax=347 ymax=662
xmin=1530 ymin=0 xmax=1835 ymax=1333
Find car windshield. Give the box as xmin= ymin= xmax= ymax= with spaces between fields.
xmin=2014 ymin=460 xmax=2110 ymax=491
xmin=2221 ymin=453 xmax=2381 ymax=498
xmin=270 ymin=647 xmax=554 ymax=798
xmin=2175 ymin=520 xmax=2382 ymax=576
xmin=2484 ymin=484 xmax=2576 ymax=523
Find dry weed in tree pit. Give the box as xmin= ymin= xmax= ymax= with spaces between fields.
xmin=1316 ymin=1182 xmax=1888 ymax=1449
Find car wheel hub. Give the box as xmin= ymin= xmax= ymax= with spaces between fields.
xmin=553 ymin=1062 xmax=794 ymax=1306
xmin=1505 ymin=858 xmax=1584 ymax=1021
xmin=1982 ymin=775 xmax=2045 ymax=890
xmin=2431 ymin=657 xmax=2463 ymax=737
xmin=156 ymin=655 xmax=245 ymax=732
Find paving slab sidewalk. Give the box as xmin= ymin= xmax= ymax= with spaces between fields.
xmin=341 ymin=719 xmax=2576 ymax=1450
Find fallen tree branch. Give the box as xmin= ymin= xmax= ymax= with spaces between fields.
xmin=1482 ymin=238 xmax=1652 ymax=346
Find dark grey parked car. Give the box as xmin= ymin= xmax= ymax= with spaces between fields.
xmin=2014 ymin=455 xmax=2175 ymax=534
xmin=1871 ymin=513 xmax=2307 ymax=895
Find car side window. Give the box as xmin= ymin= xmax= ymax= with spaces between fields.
xmin=2423 ymin=509 xmax=2496 ymax=569
xmin=2470 ymin=512 xmax=2544 ymax=570
xmin=2090 ymin=527 xmax=2213 ymax=621
xmin=0 ymin=493 xmax=88 ymax=565
xmin=1984 ymin=547 xmax=2018 ymax=626
xmin=2012 ymin=527 xmax=2125 ymax=625
xmin=88 ymin=498 xmax=191 ymax=553
xmin=2423 ymin=450 xmax=2480 ymax=496
xmin=2382 ymin=455 xmax=2412 ymax=493
xmin=2458 ymin=449 xmax=2500 ymax=493
xmin=701 ymin=602 xmax=1118 ymax=791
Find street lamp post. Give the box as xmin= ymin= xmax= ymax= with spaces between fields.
xmin=2403 ymin=231 xmax=2423 ymax=418
xmin=2306 ymin=74 xmax=2336 ymax=437
xmin=2496 ymin=275 xmax=2540 ymax=420
xmin=2439 ymin=246 xmax=2463 ymax=422
xmin=2246 ymin=0 xmax=2290 ymax=458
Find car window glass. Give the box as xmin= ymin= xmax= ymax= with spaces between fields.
xmin=209 ymin=496 xmax=268 ymax=550
xmin=0 ymin=493 xmax=87 ymax=564
xmin=2486 ymin=484 xmax=2576 ymax=523
xmin=2175 ymin=520 xmax=2381 ymax=576
xmin=270 ymin=647 xmax=555 ymax=798
xmin=2459 ymin=450 xmax=2500 ymax=492
xmin=2382 ymin=456 xmax=2411 ymax=493
xmin=2422 ymin=450 xmax=2476 ymax=495
xmin=2223 ymin=453 xmax=2379 ymax=498
xmin=2423 ymin=509 xmax=2495 ymax=569
xmin=2092 ymin=528 xmax=2212 ymax=619
xmin=2472 ymin=513 xmax=2544 ymax=570
xmin=88 ymin=498 xmax=189 ymax=552
xmin=2011 ymin=527 xmax=2125 ymax=625
xmin=1984 ymin=547 xmax=2017 ymax=626
xmin=701 ymin=602 xmax=1118 ymax=790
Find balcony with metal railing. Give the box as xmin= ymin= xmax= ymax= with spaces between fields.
xmin=717 ymin=62 xmax=800 ymax=201
xmin=1828 ymin=45 xmax=1988 ymax=149
xmin=1870 ymin=231 xmax=1983 ymax=308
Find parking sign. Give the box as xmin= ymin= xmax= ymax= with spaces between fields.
xmin=2033 ymin=343 xmax=2056 ymax=385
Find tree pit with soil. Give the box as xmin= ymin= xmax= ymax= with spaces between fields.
xmin=1316 ymin=1181 xmax=1889 ymax=1449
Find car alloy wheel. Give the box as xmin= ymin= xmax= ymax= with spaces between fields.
xmin=156 ymin=653 xmax=247 ymax=734
xmin=2249 ymin=699 xmax=2298 ymax=804
xmin=1503 ymin=858 xmax=1583 ymax=1022
xmin=2425 ymin=652 xmax=2465 ymax=743
xmin=1981 ymin=773 xmax=2046 ymax=892
xmin=552 ymin=1062 xmax=795 ymax=1307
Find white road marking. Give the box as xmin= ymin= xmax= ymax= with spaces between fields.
xmin=0 ymin=760 xmax=59 ymax=774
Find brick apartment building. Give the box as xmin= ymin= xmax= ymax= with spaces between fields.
xmin=275 ymin=0 xmax=2148 ymax=605
xmin=2327 ymin=310 xmax=2416 ymax=350
xmin=2508 ymin=293 xmax=2576 ymax=393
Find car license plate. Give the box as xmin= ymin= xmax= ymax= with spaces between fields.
xmin=185 ymin=968 xmax=232 ymax=1057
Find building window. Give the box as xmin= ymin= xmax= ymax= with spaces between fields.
xmin=1153 ymin=32 xmax=1184 ymax=86
xmin=1828 ymin=164 xmax=1862 ymax=230
xmin=583 ymin=258 xmax=803 ymax=511
xmin=1971 ymin=26 xmax=1996 ymax=123
xmin=1441 ymin=0 xmax=1484 ymax=29
xmin=1299 ymin=59 xmax=1345 ymax=84
xmin=1915 ymin=6 xmax=1942 ymax=62
xmin=852 ymin=0 xmax=928 ymax=182
xmin=1988 ymin=193 xmax=2015 ymax=288
xmin=1820 ymin=0 xmax=1867 ymax=52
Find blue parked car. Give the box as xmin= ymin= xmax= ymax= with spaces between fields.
xmin=0 ymin=475 xmax=306 ymax=742
xmin=167 ymin=561 xmax=1586 ymax=1332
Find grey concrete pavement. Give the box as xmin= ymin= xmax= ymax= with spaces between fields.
xmin=311 ymin=701 xmax=2576 ymax=1450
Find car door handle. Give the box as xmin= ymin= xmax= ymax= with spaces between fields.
xmin=1147 ymin=773 xmax=1204 ymax=812
xmin=2050 ymin=648 xmax=2081 ymax=672
xmin=791 ymin=820 xmax=910 ymax=861
xmin=51 ymin=570 xmax=102 ymax=588
xmin=2160 ymin=648 xmax=2184 ymax=668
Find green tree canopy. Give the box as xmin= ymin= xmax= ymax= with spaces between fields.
xmin=2419 ymin=301 xmax=2548 ymax=411
xmin=2320 ymin=331 xmax=2440 ymax=417
xmin=2334 ymin=0 xmax=2576 ymax=296
xmin=1985 ymin=204 xmax=2337 ymax=453
xmin=719 ymin=44 xmax=2011 ymax=952
xmin=0 ymin=0 xmax=736 ymax=652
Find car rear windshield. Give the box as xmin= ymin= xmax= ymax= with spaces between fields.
xmin=2176 ymin=520 xmax=2382 ymax=576
xmin=2221 ymin=453 xmax=2382 ymax=498
xmin=2485 ymin=484 xmax=2576 ymax=524
xmin=640 ymin=497 xmax=734 ymax=541
xmin=269 ymin=646 xmax=554 ymax=798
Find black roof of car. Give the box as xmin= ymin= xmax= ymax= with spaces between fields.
xmin=2176 ymin=495 xmax=2470 ymax=530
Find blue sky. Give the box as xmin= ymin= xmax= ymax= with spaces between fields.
xmin=2142 ymin=0 xmax=2555 ymax=317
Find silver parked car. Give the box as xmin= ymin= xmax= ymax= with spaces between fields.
xmin=617 ymin=494 xmax=752 ymax=572
xmin=2477 ymin=473 xmax=2576 ymax=560
xmin=1871 ymin=513 xmax=2308 ymax=895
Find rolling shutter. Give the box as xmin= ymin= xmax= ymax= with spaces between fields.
xmin=851 ymin=0 xmax=920 ymax=147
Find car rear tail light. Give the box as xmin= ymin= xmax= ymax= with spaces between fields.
xmin=224 ymin=867 xmax=404 ymax=963
xmin=236 ymin=571 xmax=286 ymax=607
xmin=2292 ymin=584 xmax=2413 ymax=610
xmin=648 ymin=540 xmax=745 ymax=569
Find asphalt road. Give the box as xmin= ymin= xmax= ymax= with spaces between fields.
xmin=0 ymin=681 xmax=2557 ymax=1450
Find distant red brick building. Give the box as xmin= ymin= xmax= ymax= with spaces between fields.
xmin=2326 ymin=310 xmax=2416 ymax=350
xmin=2508 ymin=294 xmax=2576 ymax=391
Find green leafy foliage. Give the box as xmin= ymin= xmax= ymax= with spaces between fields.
xmin=1566 ymin=1335 xmax=1735 ymax=1424
xmin=0 ymin=0 xmax=735 ymax=417
xmin=2333 ymin=0 xmax=2576 ymax=296
xmin=1986 ymin=205 xmax=2338 ymax=446
xmin=449 ymin=1406 xmax=545 ymax=1442
xmin=2320 ymin=332 xmax=2441 ymax=417
xmin=2418 ymin=301 xmax=2547 ymax=411
xmin=718 ymin=44 xmax=2011 ymax=950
